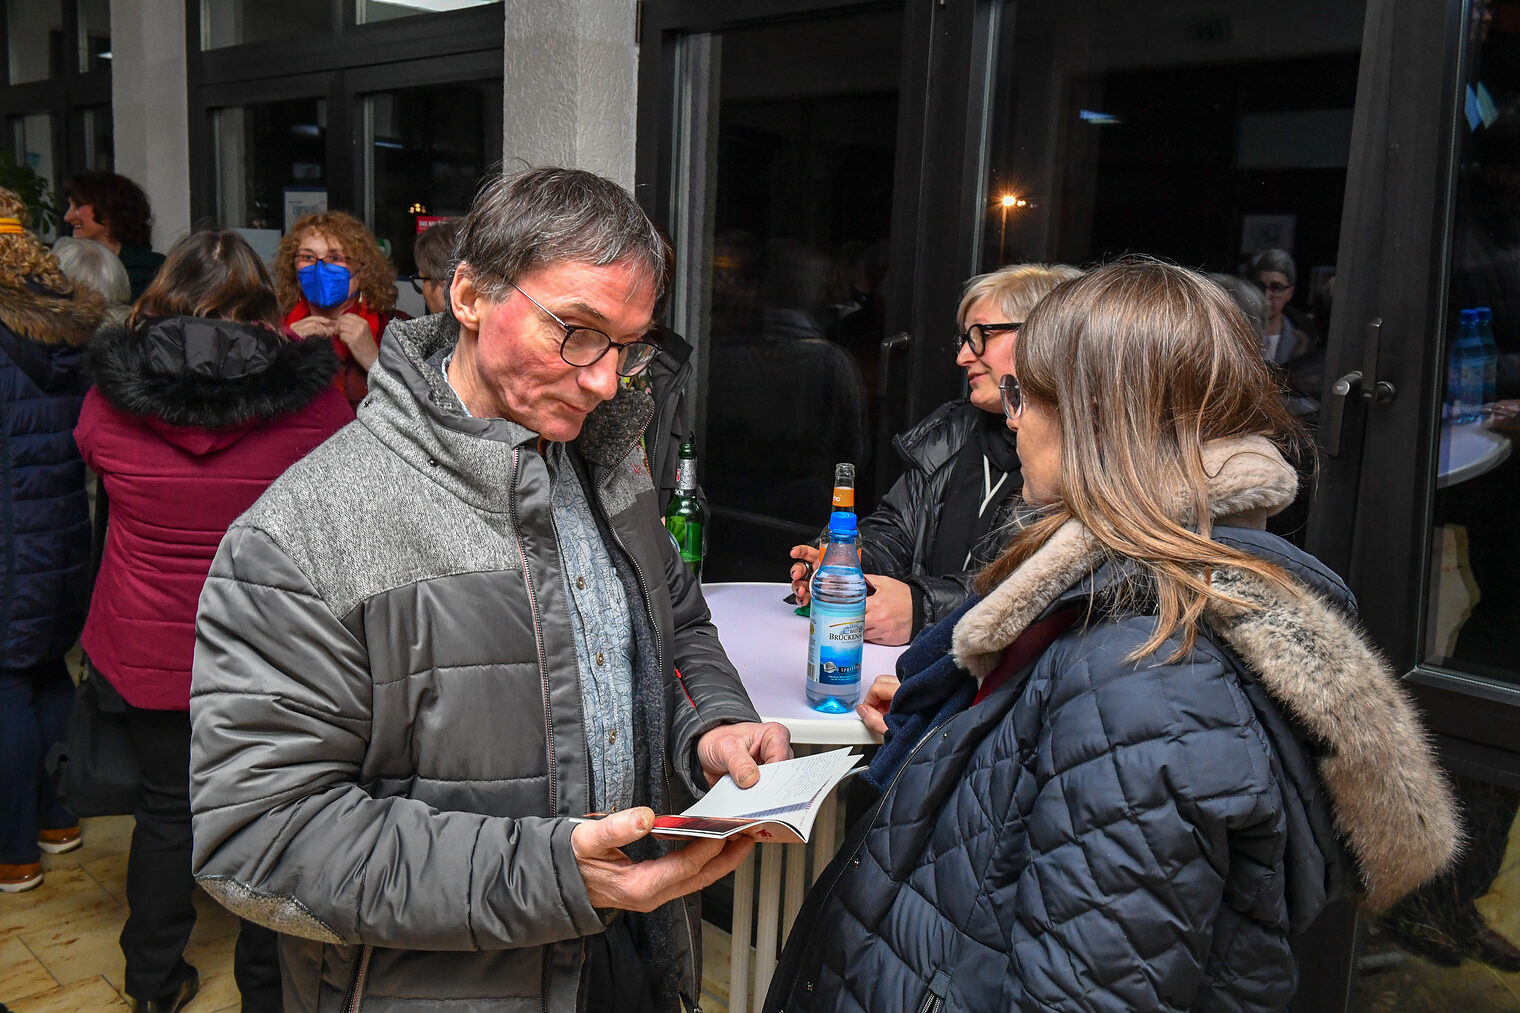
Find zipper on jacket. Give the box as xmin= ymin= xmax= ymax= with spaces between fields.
xmin=914 ymin=969 xmax=951 ymax=1013
xmin=509 ymin=446 xmax=558 ymax=816
xmin=597 ymin=451 xmax=702 ymax=1003
xmin=343 ymin=944 xmax=372 ymax=1013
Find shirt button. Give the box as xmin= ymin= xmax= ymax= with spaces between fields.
xmin=609 ymin=730 xmax=618 ymax=743
xmin=596 ymin=652 xmax=605 ymax=666
xmin=576 ymin=576 xmax=586 ymax=590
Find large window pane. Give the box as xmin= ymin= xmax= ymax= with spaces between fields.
xmin=6 ymin=0 xmax=64 ymax=83
xmin=678 ymin=7 xmax=900 ymax=553
xmin=356 ymin=0 xmax=500 ymax=24
xmin=213 ymin=97 xmax=326 ymax=233
xmin=81 ymin=105 xmax=112 ymax=171
xmin=7 ymin=112 xmax=57 ymax=236
xmin=77 ymin=0 xmax=110 ymax=74
xmin=200 ymin=0 xmax=330 ymax=49
xmin=360 ymin=80 xmax=500 ymax=275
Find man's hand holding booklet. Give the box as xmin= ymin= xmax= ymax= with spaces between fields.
xmin=578 ymin=747 xmax=863 ymax=844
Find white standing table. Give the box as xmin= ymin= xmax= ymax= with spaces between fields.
xmin=702 ymin=582 xmax=905 ymax=1013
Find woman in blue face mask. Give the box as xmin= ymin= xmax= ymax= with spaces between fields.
xmin=275 ymin=211 xmax=407 ymax=409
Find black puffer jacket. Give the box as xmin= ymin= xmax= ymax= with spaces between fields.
xmin=856 ymin=399 xmax=1021 ymax=630
xmin=767 ymin=438 xmax=1458 ymax=1013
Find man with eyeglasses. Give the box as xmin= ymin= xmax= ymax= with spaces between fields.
xmin=188 ymin=167 xmax=790 ymax=1013
xmin=1244 ymin=247 xmax=1319 ymax=367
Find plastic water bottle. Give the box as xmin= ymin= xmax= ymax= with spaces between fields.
xmin=1448 ymin=309 xmax=1484 ymax=424
xmin=806 ymin=510 xmax=866 ymax=713
xmin=1475 ymin=307 xmax=1499 ymax=414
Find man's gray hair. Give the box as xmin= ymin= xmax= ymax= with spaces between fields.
xmin=455 ymin=167 xmax=669 ymax=302
xmin=53 ymin=236 xmax=131 ymax=304
xmin=1244 ymin=247 xmax=1297 ymax=287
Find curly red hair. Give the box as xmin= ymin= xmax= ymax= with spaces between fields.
xmin=274 ymin=211 xmax=397 ymax=315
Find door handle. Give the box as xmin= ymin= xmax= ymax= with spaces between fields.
xmin=1323 ymin=371 xmax=1362 ymax=458
xmin=1361 ymin=318 xmax=1397 ymax=405
xmin=877 ymin=331 xmax=910 ymax=397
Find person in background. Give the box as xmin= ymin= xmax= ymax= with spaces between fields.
xmin=766 ymin=259 xmax=1459 ymax=1013
xmin=788 ymin=263 xmax=1081 ymax=646
xmin=62 ymin=171 xmax=165 ymax=300
xmin=275 ymin=210 xmax=407 ymax=409
xmin=53 ymin=236 xmax=132 ymax=323
xmin=75 ymin=230 xmax=351 ymax=1012
xmin=1244 ymin=247 xmax=1318 ymax=368
xmin=411 ymin=219 xmax=460 ymax=315
xmin=0 ymin=189 xmax=100 ymax=894
xmin=188 ymin=167 xmax=788 ymax=1013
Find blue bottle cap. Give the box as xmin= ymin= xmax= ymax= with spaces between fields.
xmin=1476 ymin=306 xmax=1492 ymax=320
xmin=1461 ymin=308 xmax=1478 ymax=322
xmin=828 ymin=510 xmax=858 ymax=537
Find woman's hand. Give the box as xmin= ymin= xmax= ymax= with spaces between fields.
xmin=788 ymin=544 xmax=821 ymax=605
xmin=288 ymin=316 xmax=336 ymax=339
xmin=335 ymin=313 xmax=380 ymax=371
xmin=856 ymin=674 xmax=900 ymax=736
xmin=863 ymin=574 xmax=912 ymax=645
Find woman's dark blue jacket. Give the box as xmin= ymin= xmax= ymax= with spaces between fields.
xmin=765 ymin=440 xmax=1459 ymax=1013
xmin=0 ymin=280 xmax=100 ymax=668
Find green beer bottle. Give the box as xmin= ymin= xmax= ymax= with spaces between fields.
xmin=663 ymin=440 xmax=706 ymax=579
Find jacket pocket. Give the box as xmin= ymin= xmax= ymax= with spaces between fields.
xmin=915 ymin=969 xmax=951 ymax=1013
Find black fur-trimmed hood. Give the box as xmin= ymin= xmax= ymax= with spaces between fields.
xmin=87 ymin=315 xmax=340 ymax=430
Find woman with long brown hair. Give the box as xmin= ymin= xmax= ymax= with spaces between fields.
xmin=76 ymin=229 xmax=351 ymax=1012
xmin=765 ymin=259 xmax=1460 ymax=1013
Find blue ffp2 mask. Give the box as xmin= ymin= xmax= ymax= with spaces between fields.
xmin=297 ymin=262 xmax=352 ymax=309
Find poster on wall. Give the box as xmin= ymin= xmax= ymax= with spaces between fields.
xmin=416 ymin=215 xmax=453 ymax=234
xmin=283 ymin=187 xmax=328 ymax=232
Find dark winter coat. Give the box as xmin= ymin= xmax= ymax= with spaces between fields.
xmin=766 ymin=438 xmax=1459 ymax=1013
xmin=189 ymin=311 xmax=762 ymax=1012
xmin=857 ymin=399 xmax=1022 ymax=631
xmin=0 ymin=279 xmax=101 ymax=668
xmin=74 ymin=316 xmax=351 ymax=710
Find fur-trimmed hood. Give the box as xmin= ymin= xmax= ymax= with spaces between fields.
xmin=0 ymin=277 xmax=107 ymax=348
xmin=87 ymin=316 xmax=340 ymax=443
xmin=951 ymin=436 xmax=1459 ymax=913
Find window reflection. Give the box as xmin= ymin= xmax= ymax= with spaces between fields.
xmin=6 ymin=0 xmax=64 ymax=83
xmin=77 ymin=0 xmax=110 ymax=74
xmin=213 ymin=98 xmax=326 ymax=233
xmin=200 ymin=0 xmax=330 ymax=49
xmin=81 ymin=105 xmax=112 ymax=171
xmin=7 ymin=113 xmax=56 ymax=207
xmin=356 ymin=0 xmax=500 ymax=24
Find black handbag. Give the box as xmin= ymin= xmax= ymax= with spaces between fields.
xmin=47 ymin=664 xmax=140 ymax=817
xmin=44 ymin=482 xmax=141 ymax=817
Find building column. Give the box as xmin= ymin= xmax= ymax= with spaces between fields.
xmin=110 ymin=0 xmax=191 ymax=248
xmin=502 ymin=0 xmax=639 ymax=189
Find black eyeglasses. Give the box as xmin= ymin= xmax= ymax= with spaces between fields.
xmin=409 ymin=276 xmax=434 ymax=295
xmin=1260 ymin=281 xmax=1293 ymax=295
xmin=998 ymin=374 xmax=1023 ymax=421
xmin=954 ymin=321 xmax=1021 ymax=357
xmin=294 ymin=252 xmax=349 ymax=269
xmin=510 ymin=281 xmax=659 ymax=376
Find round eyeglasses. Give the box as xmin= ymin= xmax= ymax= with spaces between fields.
xmin=998 ymin=374 xmax=1023 ymax=421
xmin=510 ymin=281 xmax=659 ymax=377
xmin=954 ymin=321 xmax=1021 ymax=357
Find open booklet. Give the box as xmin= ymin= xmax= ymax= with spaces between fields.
xmin=578 ymin=747 xmax=863 ymax=844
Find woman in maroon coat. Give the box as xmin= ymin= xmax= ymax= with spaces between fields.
xmin=75 ymin=230 xmax=351 ymax=1013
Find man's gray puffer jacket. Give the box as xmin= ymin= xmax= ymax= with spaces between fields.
xmin=765 ymin=439 xmax=1459 ymax=1013
xmin=189 ymin=312 xmax=761 ymax=1012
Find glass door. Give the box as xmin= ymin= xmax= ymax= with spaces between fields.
xmin=1311 ymin=0 xmax=1520 ymax=1007
xmin=639 ymin=1 xmax=907 ymax=579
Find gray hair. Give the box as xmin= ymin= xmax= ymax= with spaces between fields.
xmin=1244 ymin=247 xmax=1296 ymax=287
xmin=455 ymin=167 xmax=668 ymax=302
xmin=53 ymin=236 xmax=130 ymax=304
xmin=957 ymin=263 xmax=1084 ymax=328
xmin=412 ymin=219 xmax=460 ymax=281
xmin=1210 ymin=273 xmax=1268 ymax=336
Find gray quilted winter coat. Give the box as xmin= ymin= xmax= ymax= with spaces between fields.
xmin=765 ymin=438 xmax=1459 ymax=1013
xmin=189 ymin=312 xmax=761 ymax=1012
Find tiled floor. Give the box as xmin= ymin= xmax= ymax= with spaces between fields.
xmin=0 ymin=815 xmax=741 ymax=1012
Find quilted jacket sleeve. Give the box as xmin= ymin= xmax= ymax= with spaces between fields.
xmin=1009 ymin=627 xmax=1283 ymax=1012
xmin=660 ymin=523 xmax=763 ymax=797
xmin=856 ymin=466 xmax=927 ymax=578
xmin=189 ymin=525 xmax=605 ymax=951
